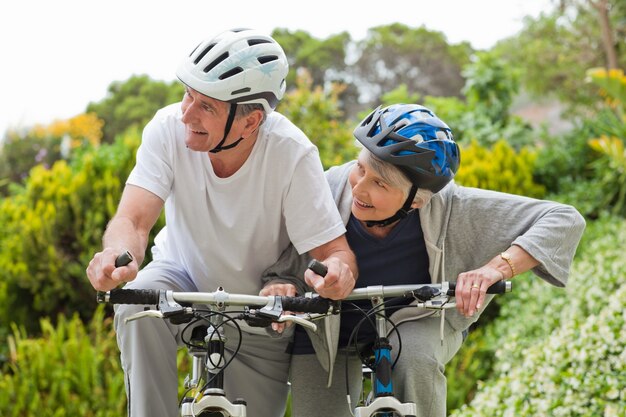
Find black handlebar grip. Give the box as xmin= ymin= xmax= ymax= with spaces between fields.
xmin=115 ymin=251 xmax=134 ymax=267
xmin=307 ymin=259 xmax=328 ymax=277
xmin=100 ymin=288 xmax=160 ymax=305
xmin=281 ymin=296 xmax=337 ymax=314
xmin=447 ymin=280 xmax=511 ymax=296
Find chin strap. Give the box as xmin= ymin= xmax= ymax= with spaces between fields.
xmin=210 ymin=103 xmax=245 ymax=153
xmin=365 ymin=185 xmax=418 ymax=228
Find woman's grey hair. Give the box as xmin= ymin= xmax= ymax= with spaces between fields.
xmin=236 ymin=103 xmax=267 ymax=124
xmin=360 ymin=148 xmax=433 ymax=207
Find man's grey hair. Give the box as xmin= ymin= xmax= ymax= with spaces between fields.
xmin=360 ymin=148 xmax=433 ymax=207
xmin=236 ymin=103 xmax=267 ymax=125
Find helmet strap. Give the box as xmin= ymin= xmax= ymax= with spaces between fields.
xmin=365 ymin=185 xmax=418 ymax=228
xmin=210 ymin=103 xmax=244 ymax=153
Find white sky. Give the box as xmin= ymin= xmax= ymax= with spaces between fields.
xmin=0 ymin=0 xmax=554 ymax=135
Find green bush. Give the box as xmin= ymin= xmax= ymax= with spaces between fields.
xmin=541 ymin=68 xmax=626 ymax=219
xmin=0 ymin=307 xmax=125 ymax=416
xmin=0 ymin=113 xmax=105 ymax=196
xmin=455 ymin=139 xmax=546 ymax=197
xmin=0 ymin=129 xmax=164 ymax=333
xmin=86 ymin=75 xmax=184 ymax=144
xmin=0 ymin=132 xmax=62 ymax=195
xmin=448 ymin=216 xmax=626 ymax=416
xmin=277 ymin=70 xmax=357 ymax=169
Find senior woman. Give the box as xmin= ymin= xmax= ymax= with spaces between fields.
xmin=261 ymin=103 xmax=586 ymax=417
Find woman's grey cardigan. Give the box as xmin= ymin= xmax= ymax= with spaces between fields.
xmin=262 ymin=161 xmax=586 ymax=384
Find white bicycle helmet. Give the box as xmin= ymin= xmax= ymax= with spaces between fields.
xmin=176 ymin=28 xmax=288 ymax=113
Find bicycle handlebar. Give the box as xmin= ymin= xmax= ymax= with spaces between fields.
xmin=306 ymin=259 xmax=511 ymax=301
xmin=96 ymin=256 xmax=512 ymax=322
xmin=447 ymin=280 xmax=510 ymax=295
xmin=97 ymin=288 xmax=338 ymax=314
xmin=97 ymin=279 xmax=511 ymax=311
xmin=97 ymin=288 xmax=160 ymax=305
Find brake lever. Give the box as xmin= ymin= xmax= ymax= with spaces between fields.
xmin=277 ymin=315 xmax=317 ymax=332
xmin=125 ymin=310 xmax=164 ymax=323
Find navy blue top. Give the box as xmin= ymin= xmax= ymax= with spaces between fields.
xmin=292 ymin=210 xmax=430 ymax=354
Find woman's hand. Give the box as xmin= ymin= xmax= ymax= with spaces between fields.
xmin=455 ymin=265 xmax=504 ymax=317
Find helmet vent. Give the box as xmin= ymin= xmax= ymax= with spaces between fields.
xmin=203 ymin=52 xmax=230 ymax=73
xmin=189 ymin=42 xmax=202 ymax=58
xmin=258 ymin=55 xmax=278 ymax=64
xmin=219 ymin=67 xmax=244 ymax=80
xmin=194 ymin=43 xmax=217 ymax=64
xmin=232 ymin=87 xmax=251 ymax=95
xmin=248 ymin=38 xmax=272 ymax=46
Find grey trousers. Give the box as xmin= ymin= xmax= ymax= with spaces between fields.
xmin=290 ymin=317 xmax=464 ymax=417
xmin=114 ymin=259 xmax=292 ymax=417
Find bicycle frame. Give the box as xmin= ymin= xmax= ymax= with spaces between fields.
xmin=353 ymin=294 xmax=417 ymax=417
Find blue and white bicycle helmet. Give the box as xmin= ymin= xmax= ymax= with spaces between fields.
xmin=354 ymin=104 xmax=460 ymax=226
xmin=354 ymin=104 xmax=460 ymax=193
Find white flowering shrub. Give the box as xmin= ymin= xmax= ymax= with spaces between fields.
xmin=450 ymin=216 xmax=626 ymax=416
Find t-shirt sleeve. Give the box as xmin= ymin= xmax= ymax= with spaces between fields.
xmin=284 ymin=149 xmax=346 ymax=254
xmin=126 ymin=116 xmax=174 ymax=201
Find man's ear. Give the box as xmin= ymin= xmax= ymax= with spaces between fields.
xmin=411 ymin=200 xmax=423 ymax=209
xmin=243 ymin=110 xmax=264 ymax=136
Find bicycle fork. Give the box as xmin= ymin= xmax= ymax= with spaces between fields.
xmin=354 ymin=297 xmax=417 ymax=417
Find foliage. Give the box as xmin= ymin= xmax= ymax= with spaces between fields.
xmin=0 ymin=129 xmax=164 ymax=333
xmin=273 ymin=24 xmax=474 ymax=119
xmin=532 ymin=124 xmax=592 ymax=194
xmin=0 ymin=302 xmax=207 ymax=417
xmin=0 ymin=307 xmax=126 ymax=417
xmin=584 ymin=69 xmax=626 ymax=215
xmin=588 ymin=135 xmax=626 ymax=215
xmin=453 ymin=52 xmax=535 ymax=149
xmin=352 ymin=23 xmax=472 ymax=105
xmin=272 ymin=28 xmax=351 ymax=89
xmin=462 ymin=51 xmax=520 ymax=126
xmin=455 ymin=140 xmax=546 ymax=198
xmin=30 ymin=113 xmax=104 ymax=150
xmin=555 ymin=68 xmax=626 ymax=218
xmin=277 ymin=70 xmax=357 ymax=168
xmin=493 ymin=1 xmax=626 ymax=114
xmin=587 ymin=68 xmax=626 ymax=115
xmin=86 ymin=74 xmax=184 ymax=144
xmin=380 ymin=84 xmax=421 ymax=108
xmin=0 ymin=113 xmax=104 ymax=195
xmin=449 ymin=216 xmax=626 ymax=417
xmin=376 ymin=53 xmax=535 ymax=150
xmin=533 ymin=68 xmax=626 ymax=219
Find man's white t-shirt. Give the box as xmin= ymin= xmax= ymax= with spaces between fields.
xmin=127 ymin=103 xmax=345 ymax=295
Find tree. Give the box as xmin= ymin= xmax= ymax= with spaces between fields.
xmin=272 ymin=28 xmax=351 ymax=88
xmin=351 ymin=23 xmax=473 ymax=105
xmin=276 ymin=70 xmax=356 ymax=169
xmin=0 ymin=113 xmax=104 ymax=195
xmin=588 ymin=0 xmax=620 ymax=69
xmin=86 ymin=75 xmax=184 ymax=143
xmin=462 ymin=51 xmax=520 ymax=126
xmin=493 ymin=0 xmax=625 ymax=113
